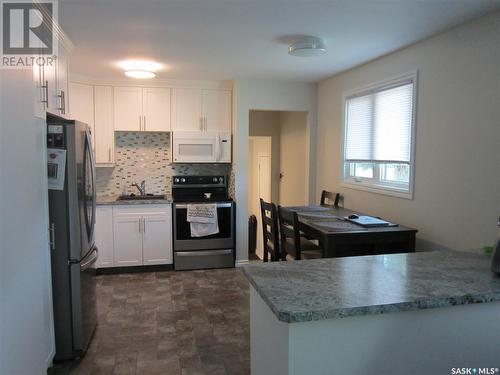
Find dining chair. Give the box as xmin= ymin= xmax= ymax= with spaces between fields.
xmin=259 ymin=198 xmax=280 ymax=262
xmin=278 ymin=206 xmax=323 ymax=261
xmin=320 ymin=190 xmax=341 ymax=207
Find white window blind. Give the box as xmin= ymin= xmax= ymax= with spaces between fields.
xmin=345 ymin=81 xmax=414 ymax=164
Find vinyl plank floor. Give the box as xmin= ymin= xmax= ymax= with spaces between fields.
xmin=49 ymin=268 xmax=250 ymax=375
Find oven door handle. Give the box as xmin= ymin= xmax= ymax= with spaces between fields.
xmin=176 ymin=249 xmax=233 ymax=257
xmin=175 ymin=202 xmax=232 ymax=209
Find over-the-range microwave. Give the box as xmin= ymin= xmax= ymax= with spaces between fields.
xmin=172 ymin=132 xmax=231 ymax=163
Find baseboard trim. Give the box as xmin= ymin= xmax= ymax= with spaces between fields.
xmin=96 ymin=264 xmax=174 ymax=275
xmin=235 ymin=259 xmax=249 ymax=267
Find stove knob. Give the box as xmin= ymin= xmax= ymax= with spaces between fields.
xmin=181 ymin=178 xmax=186 ymax=183
xmin=213 ymin=177 xmax=218 ymax=182
xmin=174 ymin=178 xmax=179 ymax=183
xmin=219 ymin=177 xmax=223 ymax=182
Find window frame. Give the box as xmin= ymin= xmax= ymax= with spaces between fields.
xmin=340 ymin=71 xmax=418 ymax=200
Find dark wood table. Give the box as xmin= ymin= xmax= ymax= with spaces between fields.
xmin=284 ymin=205 xmax=418 ymax=258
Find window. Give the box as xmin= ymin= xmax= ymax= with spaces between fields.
xmin=342 ymin=73 xmax=417 ymax=198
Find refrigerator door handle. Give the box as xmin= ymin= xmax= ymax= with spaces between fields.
xmin=80 ymin=247 xmax=98 ymax=271
xmin=85 ymin=130 xmax=97 ymax=243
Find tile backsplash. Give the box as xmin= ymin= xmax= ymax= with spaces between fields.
xmin=96 ymin=132 xmax=232 ymax=197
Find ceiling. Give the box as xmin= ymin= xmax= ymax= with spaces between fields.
xmin=60 ymin=0 xmax=500 ymax=83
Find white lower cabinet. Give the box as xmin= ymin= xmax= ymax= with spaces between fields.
xmin=112 ymin=204 xmax=173 ymax=267
xmin=95 ymin=206 xmax=114 ymax=268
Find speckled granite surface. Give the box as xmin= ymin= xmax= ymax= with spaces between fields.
xmin=243 ymin=251 xmax=500 ymax=323
xmin=96 ymin=195 xmax=172 ymax=205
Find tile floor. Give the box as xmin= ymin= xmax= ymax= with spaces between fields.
xmin=55 ymin=268 xmax=250 ymax=375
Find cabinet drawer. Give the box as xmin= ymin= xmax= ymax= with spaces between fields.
xmin=113 ymin=204 xmax=171 ymax=217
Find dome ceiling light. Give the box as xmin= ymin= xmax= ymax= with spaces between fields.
xmin=288 ymin=36 xmax=326 ymax=57
xmin=118 ymin=60 xmax=162 ymax=79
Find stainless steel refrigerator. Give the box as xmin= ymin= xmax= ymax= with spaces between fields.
xmin=47 ymin=113 xmax=98 ymax=360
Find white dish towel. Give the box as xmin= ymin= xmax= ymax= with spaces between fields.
xmin=186 ymin=204 xmax=219 ymax=237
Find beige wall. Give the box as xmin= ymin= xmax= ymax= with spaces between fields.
xmin=279 ymin=111 xmax=308 ymax=206
xmin=249 ymin=110 xmax=281 ymax=203
xmin=316 ymin=12 xmax=500 ymax=251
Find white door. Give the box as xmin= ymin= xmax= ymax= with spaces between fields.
xmin=171 ymin=88 xmax=203 ymax=131
xmin=143 ymin=88 xmax=171 ymax=132
xmin=142 ymin=211 xmax=173 ymax=265
xmin=113 ymin=215 xmax=143 ymax=266
xmin=114 ymin=87 xmax=142 ymax=131
xmin=94 ymin=86 xmax=115 ymax=164
xmin=202 ymin=90 xmax=231 ymax=133
xmin=256 ymin=154 xmax=271 ymax=259
xmin=69 ymin=82 xmax=95 ymax=144
xmin=95 ymin=206 xmax=114 ymax=268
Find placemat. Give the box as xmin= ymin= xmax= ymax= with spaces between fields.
xmin=311 ymin=219 xmax=368 ymax=232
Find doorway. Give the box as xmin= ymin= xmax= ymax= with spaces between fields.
xmin=248 ymin=136 xmax=272 ymax=259
xmin=248 ymin=110 xmax=309 ymax=260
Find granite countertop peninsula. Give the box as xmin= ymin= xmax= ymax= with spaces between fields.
xmin=242 ymin=250 xmax=500 ymax=323
xmin=97 ymin=195 xmax=173 ymax=205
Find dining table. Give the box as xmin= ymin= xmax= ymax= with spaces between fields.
xmin=283 ymin=205 xmax=418 ymax=258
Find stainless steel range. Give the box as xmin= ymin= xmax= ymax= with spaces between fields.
xmin=172 ymin=175 xmax=235 ymax=270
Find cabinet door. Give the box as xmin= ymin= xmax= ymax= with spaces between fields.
xmin=95 ymin=206 xmax=114 ymax=268
xmin=202 ymin=90 xmax=232 ymax=133
xmin=69 ymin=82 xmax=95 ymax=143
xmin=142 ymin=210 xmax=172 ymax=265
xmin=143 ymin=88 xmax=171 ymax=132
xmin=55 ymin=45 xmax=70 ymax=117
xmin=114 ymin=87 xmax=142 ymax=131
xmin=113 ymin=215 xmax=143 ymax=266
xmin=94 ymin=86 xmax=115 ymax=165
xmin=171 ymin=88 xmax=203 ymax=131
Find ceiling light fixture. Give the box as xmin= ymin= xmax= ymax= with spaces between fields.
xmin=118 ymin=60 xmax=162 ymax=79
xmin=288 ymin=36 xmax=326 ymax=57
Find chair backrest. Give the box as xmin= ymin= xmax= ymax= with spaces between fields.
xmin=259 ymin=198 xmax=280 ymax=262
xmin=277 ymin=206 xmax=302 ymax=260
xmin=320 ymin=190 xmax=341 ymax=207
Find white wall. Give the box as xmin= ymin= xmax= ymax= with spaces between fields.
xmin=279 ymin=111 xmax=308 ymax=206
xmin=316 ymin=12 xmax=500 ymax=251
xmin=0 ymin=71 xmax=55 ymax=373
xmin=249 ymin=110 xmax=281 ymax=203
xmin=233 ymin=79 xmax=317 ymax=262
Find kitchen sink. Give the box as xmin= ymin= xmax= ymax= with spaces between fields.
xmin=117 ymin=194 xmax=166 ymax=201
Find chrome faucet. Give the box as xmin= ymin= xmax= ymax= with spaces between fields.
xmin=131 ymin=180 xmax=146 ymax=196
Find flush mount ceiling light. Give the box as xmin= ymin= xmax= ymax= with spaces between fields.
xmin=118 ymin=60 xmax=162 ymax=79
xmin=288 ymin=36 xmax=326 ymax=57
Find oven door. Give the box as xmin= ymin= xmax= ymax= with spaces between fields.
xmin=173 ymin=202 xmax=234 ymax=251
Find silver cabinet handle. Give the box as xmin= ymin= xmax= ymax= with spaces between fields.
xmin=139 ymin=218 xmax=142 ymax=233
xmin=57 ymin=90 xmax=66 ymax=114
xmin=205 ymin=117 xmax=208 ymax=131
xmin=143 ymin=116 xmax=146 ymax=131
xmin=143 ymin=218 xmax=146 ymax=233
xmin=108 ymin=147 xmax=111 ymax=162
xmin=49 ymin=223 xmax=56 ymax=250
xmin=41 ymin=80 xmax=49 ymax=108
xmin=139 ymin=115 xmax=142 ymax=131
xmin=200 ymin=117 xmax=204 ymax=131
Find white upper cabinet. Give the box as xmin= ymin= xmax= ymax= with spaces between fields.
xmin=172 ymin=88 xmax=231 ymax=133
xmin=202 ymin=90 xmax=231 ymax=133
xmin=172 ymin=88 xmax=203 ymax=132
xmin=68 ymin=82 xmax=94 ymax=137
xmin=113 ymin=87 xmax=142 ymax=131
xmin=143 ymin=88 xmax=171 ymax=132
xmin=114 ymin=87 xmax=171 ymax=132
xmin=94 ymin=86 xmax=115 ymax=165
